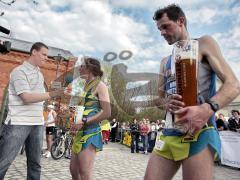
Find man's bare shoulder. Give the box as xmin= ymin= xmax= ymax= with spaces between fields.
xmin=198 ymin=35 xmax=217 ymax=47
xmin=198 ymin=35 xmax=221 ymax=56
xmin=198 ymin=35 xmax=213 ymax=41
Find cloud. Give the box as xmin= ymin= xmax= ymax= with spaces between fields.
xmin=186 ymin=8 xmax=218 ymax=25
xmin=1 ymin=0 xmax=152 ymax=56
xmin=0 ymin=0 xmax=239 ymax=81
xmin=139 ymin=41 xmax=171 ymax=58
xmin=126 ymin=58 xmax=161 ymax=73
xmin=213 ymin=26 xmax=240 ymax=79
xmin=110 ymin=0 xmax=201 ymax=10
xmin=111 ymin=0 xmax=234 ymax=26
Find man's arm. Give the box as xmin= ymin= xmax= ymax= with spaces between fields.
xmin=175 ymin=36 xmax=240 ymax=135
xmin=199 ymin=35 xmax=240 ymax=108
xmin=19 ymin=92 xmax=51 ymax=104
xmin=11 ymin=68 xmax=63 ymax=104
xmin=155 ymin=57 xmax=167 ymax=109
xmin=158 ymin=57 xmax=167 ymax=98
xmin=19 ymin=89 xmax=63 ymax=104
xmin=156 ymin=57 xmax=184 ymax=112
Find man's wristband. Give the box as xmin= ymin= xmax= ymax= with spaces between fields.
xmin=205 ymin=100 xmax=220 ymax=112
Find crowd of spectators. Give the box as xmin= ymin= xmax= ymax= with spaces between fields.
xmin=104 ymin=118 xmax=165 ymax=154
xmin=104 ymin=109 xmax=240 ymax=154
xmin=215 ymin=110 xmax=240 ymax=132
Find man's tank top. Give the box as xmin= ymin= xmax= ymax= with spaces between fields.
xmin=163 ymin=54 xmax=217 ymax=136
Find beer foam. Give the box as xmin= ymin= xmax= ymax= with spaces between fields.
xmin=179 ymin=52 xmax=192 ymax=59
xmin=175 ymin=51 xmax=198 ymax=61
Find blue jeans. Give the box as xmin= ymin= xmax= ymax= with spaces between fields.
xmin=131 ymin=133 xmax=139 ymax=152
xmin=141 ymin=135 xmax=148 ymax=152
xmin=0 ymin=124 xmax=43 ymax=180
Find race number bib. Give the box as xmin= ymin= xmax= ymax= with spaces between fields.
xmin=155 ymin=132 xmax=165 ymax=150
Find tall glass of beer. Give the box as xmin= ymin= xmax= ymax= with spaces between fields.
xmin=173 ymin=39 xmax=198 ymax=132
xmin=173 ymin=39 xmax=198 ymax=107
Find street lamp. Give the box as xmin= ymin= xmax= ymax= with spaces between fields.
xmin=52 ymin=54 xmax=65 ymax=110
xmin=53 ymin=54 xmax=64 ymax=79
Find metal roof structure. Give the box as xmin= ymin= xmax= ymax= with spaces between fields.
xmin=0 ymin=36 xmax=75 ymax=60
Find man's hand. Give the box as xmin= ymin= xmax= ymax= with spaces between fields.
xmin=166 ymin=94 xmax=185 ymax=112
xmin=174 ymin=103 xmax=214 ymax=135
xmin=49 ymin=88 xmax=65 ymax=98
xmin=64 ymin=84 xmax=72 ymax=96
xmin=49 ymin=88 xmax=71 ymax=104
xmin=70 ymin=122 xmax=84 ymax=135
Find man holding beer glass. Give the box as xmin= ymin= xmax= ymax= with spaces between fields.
xmin=145 ymin=4 xmax=240 ymax=180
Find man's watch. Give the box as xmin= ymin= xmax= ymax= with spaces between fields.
xmin=82 ymin=117 xmax=88 ymax=126
xmin=206 ymin=100 xmax=220 ymax=112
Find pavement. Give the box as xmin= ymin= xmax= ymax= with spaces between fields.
xmin=5 ymin=142 xmax=240 ymax=180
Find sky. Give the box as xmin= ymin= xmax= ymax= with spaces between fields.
xmin=0 ymin=0 xmax=239 ymax=80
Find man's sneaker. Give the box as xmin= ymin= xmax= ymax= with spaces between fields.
xmin=65 ymin=154 xmax=71 ymax=159
xmin=42 ymin=150 xmax=49 ymax=156
xmin=45 ymin=151 xmax=51 ymax=158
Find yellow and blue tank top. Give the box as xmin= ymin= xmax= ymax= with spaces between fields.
xmin=72 ymin=78 xmax=103 ymax=154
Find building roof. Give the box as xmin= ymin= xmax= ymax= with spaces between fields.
xmin=0 ymin=36 xmax=75 ymax=60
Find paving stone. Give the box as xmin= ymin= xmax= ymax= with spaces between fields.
xmin=4 ymin=142 xmax=240 ymax=179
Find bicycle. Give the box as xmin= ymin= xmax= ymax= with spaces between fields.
xmin=50 ymin=129 xmax=73 ymax=160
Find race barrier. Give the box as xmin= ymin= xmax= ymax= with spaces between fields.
xmin=219 ymin=131 xmax=240 ymax=168
xmin=119 ymin=128 xmax=157 ymax=151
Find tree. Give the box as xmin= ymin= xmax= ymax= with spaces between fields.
xmin=136 ymin=107 xmax=165 ymax=122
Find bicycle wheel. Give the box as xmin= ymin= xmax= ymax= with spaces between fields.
xmin=65 ymin=136 xmax=73 ymax=159
xmin=50 ymin=138 xmax=66 ymax=160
